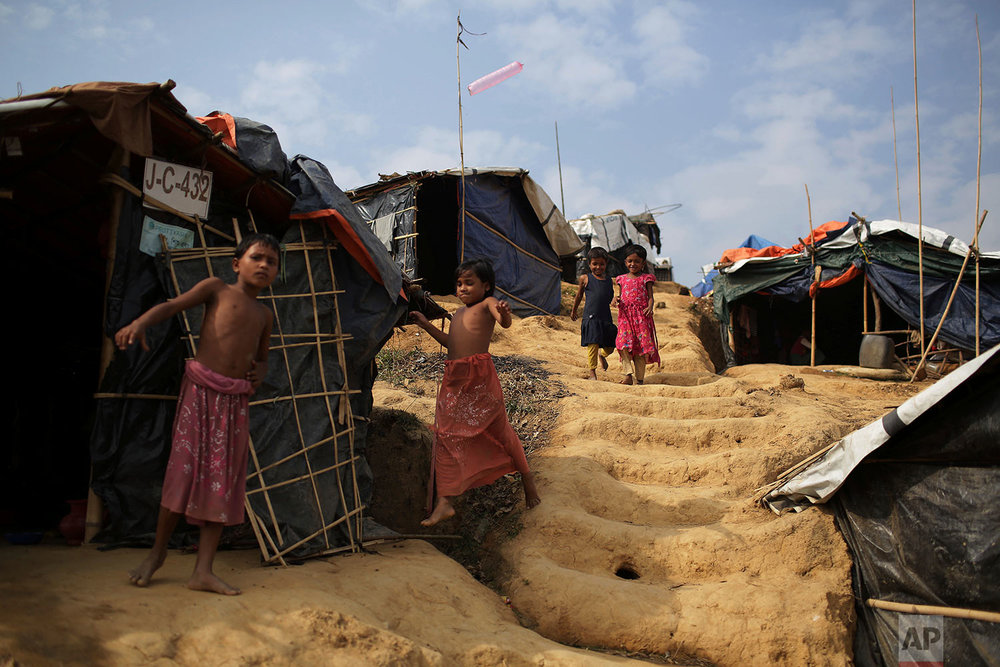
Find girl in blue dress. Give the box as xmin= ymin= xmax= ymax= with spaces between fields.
xmin=570 ymin=247 xmax=618 ymax=380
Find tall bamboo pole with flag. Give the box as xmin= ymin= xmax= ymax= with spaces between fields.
xmin=455 ymin=14 xmax=523 ymax=262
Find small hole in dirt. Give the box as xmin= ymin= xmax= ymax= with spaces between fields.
xmin=615 ymin=564 xmax=640 ymax=580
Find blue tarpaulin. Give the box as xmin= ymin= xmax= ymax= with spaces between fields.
xmin=460 ymin=173 xmax=562 ymax=315
xmin=692 ymin=234 xmax=777 ymax=297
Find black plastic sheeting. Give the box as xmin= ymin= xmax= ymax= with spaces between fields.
xmin=353 ymin=183 xmax=418 ymax=280
xmin=233 ymin=116 xmax=289 ymax=186
xmin=289 ymin=156 xmax=402 ymax=301
xmin=91 ymin=175 xmax=252 ymax=544
xmin=832 ymin=350 xmax=1000 ymax=666
xmin=866 ymin=260 xmax=1000 ymax=352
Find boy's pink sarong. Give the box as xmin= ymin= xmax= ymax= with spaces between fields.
xmin=429 ymin=353 xmax=530 ymax=508
xmin=160 ymin=360 xmax=252 ymax=526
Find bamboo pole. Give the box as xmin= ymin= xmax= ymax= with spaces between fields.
xmin=867 ymin=598 xmax=1000 ymax=624
xmin=872 ymin=289 xmax=883 ymax=332
xmin=891 ymin=87 xmax=903 ymax=222
xmin=974 ymin=16 xmax=983 ymax=355
xmin=555 ymin=121 xmax=566 ymax=216
xmin=93 ymin=392 xmax=176 ymax=400
xmin=97 ymin=173 xmax=235 ymax=241
xmin=323 ymin=223 xmax=365 ymax=548
xmin=811 ymin=265 xmax=821 ymax=366
xmin=910 ymin=210 xmax=988 ymax=381
xmin=912 ymin=0 xmax=926 ymax=357
xmin=301 ymin=221 xmax=347 ymax=551
xmin=805 ymin=184 xmax=817 ymax=366
xmin=87 ymin=145 xmax=131 ymax=543
xmin=863 ymin=278 xmax=869 ymax=332
xmin=457 ymin=15 xmax=467 ymax=263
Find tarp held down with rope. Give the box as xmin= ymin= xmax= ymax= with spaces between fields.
xmin=761 ymin=343 xmax=1000 ymax=665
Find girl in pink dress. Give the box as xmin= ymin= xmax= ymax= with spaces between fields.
xmin=614 ymin=245 xmax=659 ymax=385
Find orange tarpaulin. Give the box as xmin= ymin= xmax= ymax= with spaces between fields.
xmin=195 ymin=112 xmax=238 ymax=151
xmin=718 ymin=221 xmax=851 ymax=265
xmin=809 ymin=263 xmax=863 ymax=298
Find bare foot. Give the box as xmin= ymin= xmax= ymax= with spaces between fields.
xmin=636 ymin=379 xmax=644 ymax=385
xmin=587 ymin=370 xmax=597 ymax=380
xmin=421 ymin=496 xmax=456 ymax=527
xmin=128 ymin=551 xmax=166 ymax=587
xmin=620 ymin=374 xmax=633 ymax=385
xmin=599 ymin=355 xmax=609 ymax=371
xmin=188 ymin=571 xmax=241 ymax=595
xmin=522 ymin=472 xmax=541 ymax=509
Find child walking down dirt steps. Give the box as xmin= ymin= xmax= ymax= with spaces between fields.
xmin=115 ymin=233 xmax=280 ymax=596
xmin=409 ymin=258 xmax=541 ymax=527
xmin=570 ymin=246 xmax=618 ymax=380
xmin=614 ymin=244 xmax=660 ymax=385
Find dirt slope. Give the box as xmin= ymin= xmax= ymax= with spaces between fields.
xmin=0 ymin=285 xmax=922 ymax=666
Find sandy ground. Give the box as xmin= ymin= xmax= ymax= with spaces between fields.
xmin=0 ymin=285 xmax=924 ymax=666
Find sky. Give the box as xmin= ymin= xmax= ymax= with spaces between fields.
xmin=2 ymin=0 xmax=998 ymax=287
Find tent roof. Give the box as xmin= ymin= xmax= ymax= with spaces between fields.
xmin=718 ymin=218 xmax=1000 ymax=275
xmin=0 ymin=80 xmax=294 ymax=224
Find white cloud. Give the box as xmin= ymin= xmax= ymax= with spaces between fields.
xmin=25 ymin=4 xmax=54 ymax=29
xmin=496 ymin=12 xmax=637 ymax=108
xmin=633 ymin=2 xmax=708 ymax=86
xmin=239 ymin=61 xmax=326 ymax=153
xmin=373 ymin=126 xmax=545 ymax=178
xmin=756 ymin=14 xmax=900 ymax=82
xmin=0 ymin=4 xmax=14 ymax=23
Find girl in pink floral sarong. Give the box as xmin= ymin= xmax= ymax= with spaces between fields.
xmin=614 ymin=245 xmax=659 ymax=385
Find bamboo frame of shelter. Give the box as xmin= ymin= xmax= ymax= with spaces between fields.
xmin=162 ymin=216 xmax=364 ymax=566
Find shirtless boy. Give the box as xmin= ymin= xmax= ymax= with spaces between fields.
xmin=410 ymin=258 xmax=541 ymax=526
xmin=115 ymin=233 xmax=279 ymax=595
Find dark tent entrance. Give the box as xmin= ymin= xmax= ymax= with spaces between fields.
xmin=6 ymin=186 xmax=108 ymax=532
xmin=730 ymin=277 xmax=910 ymax=366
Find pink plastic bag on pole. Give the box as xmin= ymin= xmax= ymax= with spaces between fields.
xmin=467 ymin=61 xmax=524 ymax=96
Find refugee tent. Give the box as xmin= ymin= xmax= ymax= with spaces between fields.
xmin=349 ymin=168 xmax=582 ymax=317
xmin=0 ymin=81 xmax=405 ymax=562
xmin=691 ymin=233 xmax=777 ymax=298
xmin=569 ymin=210 xmax=657 ymax=278
xmin=711 ymin=216 xmax=1000 ymax=367
xmin=626 ymin=210 xmax=663 ymax=254
xmin=759 ymin=342 xmax=1000 ymax=665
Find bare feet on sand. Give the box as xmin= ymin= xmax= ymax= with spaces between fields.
xmin=421 ymin=496 xmax=456 ymax=527
xmin=128 ymin=551 xmax=166 ymax=587
xmin=620 ymin=374 xmax=633 ymax=385
xmin=587 ymin=370 xmax=597 ymax=380
xmin=188 ymin=571 xmax=241 ymax=596
xmin=600 ymin=355 xmax=609 ymax=371
xmin=522 ymin=472 xmax=542 ymax=509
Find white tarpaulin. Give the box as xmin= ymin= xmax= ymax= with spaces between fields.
xmin=761 ymin=342 xmax=1000 ymax=514
xmin=570 ymin=212 xmax=653 ymax=255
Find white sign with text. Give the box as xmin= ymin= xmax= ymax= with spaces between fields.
xmin=142 ymin=157 xmax=213 ymax=219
